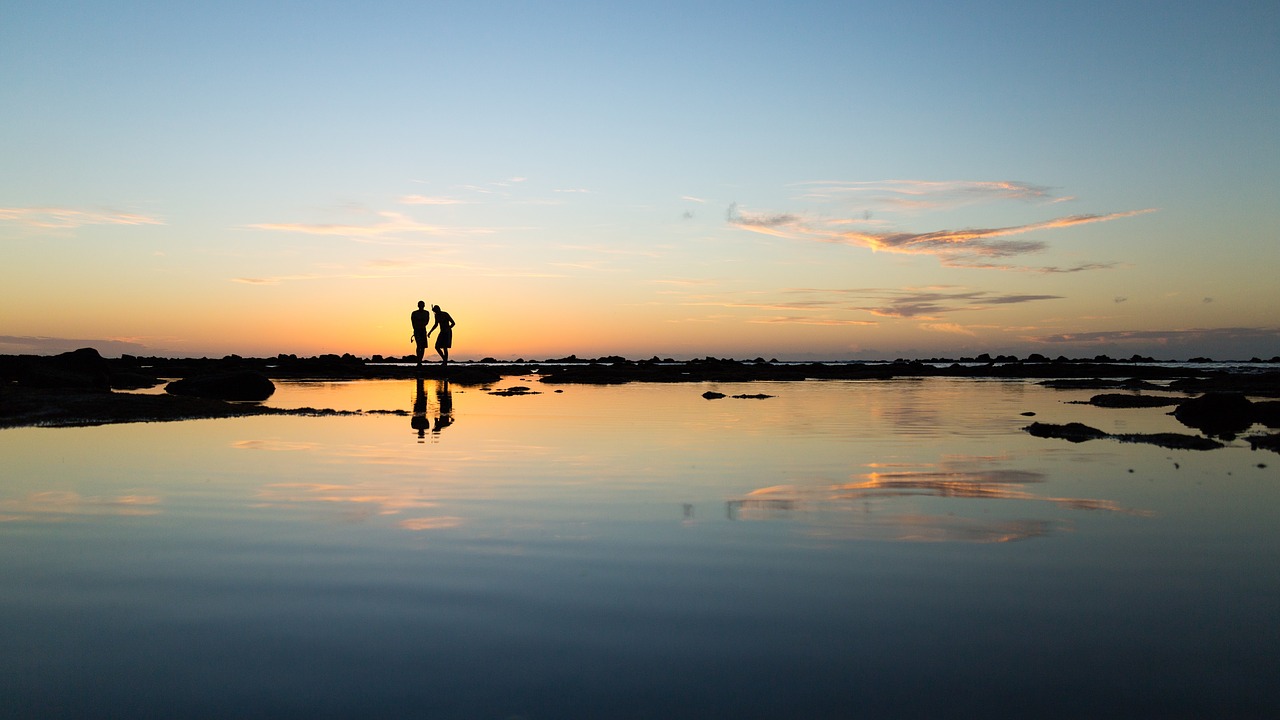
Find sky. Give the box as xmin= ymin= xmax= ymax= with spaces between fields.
xmin=2 ymin=1 xmax=1278 ymax=360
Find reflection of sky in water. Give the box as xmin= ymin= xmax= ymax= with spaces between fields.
xmin=1 ymin=378 xmax=1278 ymax=718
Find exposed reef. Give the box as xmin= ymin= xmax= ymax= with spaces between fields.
xmin=1023 ymin=422 xmax=1226 ymax=451
xmin=3 ymin=348 xmax=1278 ymax=430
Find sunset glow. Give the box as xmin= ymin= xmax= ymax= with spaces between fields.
xmin=3 ymin=3 xmax=1277 ymax=360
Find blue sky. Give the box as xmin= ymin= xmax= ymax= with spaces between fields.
xmin=2 ymin=1 xmax=1277 ymax=359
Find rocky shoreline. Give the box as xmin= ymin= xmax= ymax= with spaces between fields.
xmin=3 ymin=349 xmax=1280 ymax=450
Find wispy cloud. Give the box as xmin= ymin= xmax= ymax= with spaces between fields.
xmin=1029 ymin=326 xmax=1280 ymax=346
xmin=792 ymin=179 xmax=1057 ymax=208
xmin=749 ymin=316 xmax=877 ymax=326
xmin=834 ymin=210 xmax=1154 ymax=263
xmin=398 ymin=195 xmax=469 ymax=205
xmin=679 ymin=286 xmax=1060 ymax=324
xmin=0 ymin=207 xmax=163 ymax=229
xmin=0 ymin=335 xmax=156 ymax=355
xmin=727 ymin=180 xmax=1154 ymax=271
xmin=921 ymin=322 xmax=978 ymax=336
xmin=246 ymin=211 xmax=494 ymax=243
xmin=782 ymin=287 xmax=1062 ymax=320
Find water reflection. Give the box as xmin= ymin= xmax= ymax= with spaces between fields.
xmin=727 ymin=456 xmax=1148 ymax=543
xmin=0 ymin=490 xmax=162 ymax=522
xmin=412 ymin=378 xmax=454 ymax=442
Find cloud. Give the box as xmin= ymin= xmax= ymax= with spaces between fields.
xmin=792 ymin=179 xmax=1056 ymax=207
xmin=833 ymin=210 xmax=1154 ymax=262
xmin=246 ymin=211 xmax=495 ymax=244
xmin=839 ymin=288 xmax=1062 ymax=319
xmin=0 ymin=207 xmax=163 ymax=229
xmin=1030 ymin=326 xmax=1280 ymax=347
xmin=750 ymin=317 xmax=878 ymax=326
xmin=682 ymin=196 xmax=708 ymax=204
xmin=727 ymin=180 xmax=1154 ymax=270
xmin=921 ymin=323 xmax=978 ymax=336
xmin=398 ymin=195 xmax=469 ymax=205
xmin=230 ymin=271 xmax=405 ymax=285
xmin=0 ymin=335 xmax=155 ymax=356
xmin=725 ymin=202 xmax=804 ymax=238
xmin=680 ymin=286 xmax=1060 ymax=324
xmin=248 ymin=211 xmax=442 ymax=238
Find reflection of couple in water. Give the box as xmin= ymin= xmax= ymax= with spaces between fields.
xmin=410 ymin=301 xmax=456 ymax=368
xmin=412 ymin=377 xmax=454 ymax=440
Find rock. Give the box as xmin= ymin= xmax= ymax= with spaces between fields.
xmin=1086 ymin=393 xmax=1183 ymax=408
xmin=1247 ymin=433 xmax=1280 ymax=453
xmin=165 ymin=371 xmax=275 ymax=401
xmin=1113 ymin=433 xmax=1225 ymax=451
xmin=702 ymin=391 xmax=726 ymax=400
xmin=0 ymin=347 xmax=113 ymax=390
xmin=1252 ymin=401 xmax=1280 ymax=428
xmin=731 ymin=393 xmax=774 ymax=399
xmin=489 ymin=385 xmax=538 ymax=396
xmin=1172 ymin=392 xmax=1255 ymax=437
xmin=1024 ymin=422 xmax=1225 ymax=450
xmin=1023 ymin=422 xmax=1109 ymax=443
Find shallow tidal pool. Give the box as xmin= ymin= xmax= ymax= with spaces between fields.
xmin=2 ymin=377 xmax=1277 ymax=718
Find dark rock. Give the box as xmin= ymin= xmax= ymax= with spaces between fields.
xmin=489 ymin=386 xmax=538 ymax=396
xmin=0 ymin=348 xmax=113 ymax=390
xmin=1167 ymin=372 xmax=1280 ymax=397
xmin=166 ymin=371 xmax=275 ymax=401
xmin=1023 ymin=422 xmax=1109 ymax=443
xmin=1020 ymin=411 xmax=1036 ymax=416
xmin=1039 ymin=378 xmax=1165 ymax=391
xmin=1172 ymin=392 xmax=1255 ymax=437
xmin=1249 ymin=401 xmax=1280 ymax=428
xmin=702 ymin=391 xmax=727 ymax=400
xmin=1113 ymin=433 xmax=1225 ymax=451
xmin=1024 ymin=422 xmax=1225 ymax=450
xmin=731 ymin=393 xmax=774 ymax=399
xmin=1086 ymin=393 xmax=1183 ymax=408
xmin=1247 ymin=433 xmax=1280 ymax=453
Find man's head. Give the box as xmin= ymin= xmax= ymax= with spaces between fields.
xmin=432 ymin=304 xmax=441 ymax=312
xmin=417 ymin=301 xmax=425 ymax=309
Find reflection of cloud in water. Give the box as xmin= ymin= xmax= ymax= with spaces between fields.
xmin=232 ymin=440 xmax=321 ymax=452
xmin=727 ymin=462 xmax=1147 ymax=543
xmin=255 ymin=482 xmax=459 ymax=531
xmin=399 ymin=516 xmax=464 ymax=531
xmin=0 ymin=490 xmax=162 ymax=522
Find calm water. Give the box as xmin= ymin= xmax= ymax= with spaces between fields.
xmin=2 ymin=378 xmax=1278 ymax=719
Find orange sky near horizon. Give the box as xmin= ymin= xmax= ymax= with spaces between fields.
xmin=2 ymin=3 xmax=1277 ymax=361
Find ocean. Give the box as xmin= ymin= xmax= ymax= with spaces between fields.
xmin=2 ymin=377 xmax=1277 ymax=718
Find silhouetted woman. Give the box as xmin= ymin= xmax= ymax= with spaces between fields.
xmin=427 ymin=304 xmax=456 ymax=365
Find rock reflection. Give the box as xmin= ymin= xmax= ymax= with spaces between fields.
xmin=726 ymin=459 xmax=1146 ymax=543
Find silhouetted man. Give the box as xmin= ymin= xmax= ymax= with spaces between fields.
xmin=427 ymin=304 xmax=455 ymax=366
xmin=410 ymin=301 xmax=431 ymax=366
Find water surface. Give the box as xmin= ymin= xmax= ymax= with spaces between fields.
xmin=2 ymin=378 xmax=1277 ymax=718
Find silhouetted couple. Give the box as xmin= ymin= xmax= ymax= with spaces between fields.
xmin=410 ymin=301 xmax=456 ymax=367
